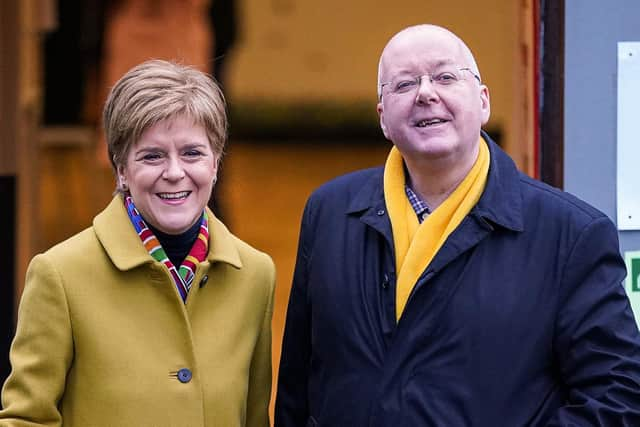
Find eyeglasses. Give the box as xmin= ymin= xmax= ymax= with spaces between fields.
xmin=379 ymin=67 xmax=481 ymax=99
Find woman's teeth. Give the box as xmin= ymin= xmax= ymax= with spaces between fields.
xmin=158 ymin=191 xmax=190 ymax=200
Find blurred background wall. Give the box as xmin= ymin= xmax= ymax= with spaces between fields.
xmin=230 ymin=0 xmax=522 ymax=151
xmin=1 ymin=0 xmax=538 ymax=415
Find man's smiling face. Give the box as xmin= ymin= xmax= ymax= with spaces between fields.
xmin=377 ymin=26 xmax=490 ymax=167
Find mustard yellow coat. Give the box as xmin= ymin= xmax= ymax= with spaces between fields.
xmin=0 ymin=196 xmax=275 ymax=426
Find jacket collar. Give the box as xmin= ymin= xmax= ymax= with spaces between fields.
xmin=473 ymin=131 xmax=524 ymax=232
xmin=346 ymin=132 xmax=524 ymax=233
xmin=93 ymin=196 xmax=243 ymax=271
xmin=346 ymin=168 xmax=386 ymax=215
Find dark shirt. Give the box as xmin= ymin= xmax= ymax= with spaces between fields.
xmin=147 ymin=219 xmax=201 ymax=268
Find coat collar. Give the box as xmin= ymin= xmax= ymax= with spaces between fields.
xmin=93 ymin=196 xmax=243 ymax=271
xmin=346 ymin=132 xmax=524 ymax=232
xmin=346 ymin=169 xmax=386 ymax=215
xmin=473 ymin=131 xmax=524 ymax=232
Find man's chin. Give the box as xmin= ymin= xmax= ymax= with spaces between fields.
xmin=400 ymin=141 xmax=458 ymax=160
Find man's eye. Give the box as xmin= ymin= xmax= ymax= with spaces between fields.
xmin=434 ymin=72 xmax=458 ymax=84
xmin=395 ymin=80 xmax=417 ymax=92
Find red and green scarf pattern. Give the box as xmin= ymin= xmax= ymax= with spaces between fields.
xmin=125 ymin=196 xmax=209 ymax=303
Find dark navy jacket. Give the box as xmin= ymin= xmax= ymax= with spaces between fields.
xmin=275 ymin=136 xmax=640 ymax=427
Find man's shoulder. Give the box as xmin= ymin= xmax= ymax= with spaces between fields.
xmin=298 ymin=166 xmax=384 ymax=227
xmin=310 ymin=166 xmax=383 ymax=203
xmin=517 ymin=172 xmax=609 ymax=224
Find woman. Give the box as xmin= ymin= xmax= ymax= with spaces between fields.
xmin=0 ymin=60 xmax=275 ymax=426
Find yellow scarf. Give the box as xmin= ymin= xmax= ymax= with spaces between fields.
xmin=383 ymin=138 xmax=490 ymax=321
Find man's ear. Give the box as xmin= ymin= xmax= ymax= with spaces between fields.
xmin=377 ymin=102 xmax=390 ymax=140
xmin=479 ymin=85 xmax=491 ymax=125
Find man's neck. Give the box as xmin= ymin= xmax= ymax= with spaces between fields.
xmin=403 ymin=146 xmax=479 ymax=211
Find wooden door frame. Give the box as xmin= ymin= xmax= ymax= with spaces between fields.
xmin=0 ymin=0 xmax=19 ymax=390
xmin=539 ymin=0 xmax=564 ymax=188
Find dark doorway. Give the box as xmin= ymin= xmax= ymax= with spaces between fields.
xmin=0 ymin=176 xmax=16 ymax=389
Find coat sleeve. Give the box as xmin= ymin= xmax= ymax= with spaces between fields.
xmin=547 ymin=216 xmax=640 ymax=426
xmin=0 ymin=254 xmax=74 ymax=426
xmin=274 ymin=198 xmax=315 ymax=427
xmin=245 ymin=256 xmax=276 ymax=427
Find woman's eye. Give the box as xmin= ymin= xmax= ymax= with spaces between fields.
xmin=141 ymin=153 xmax=162 ymax=161
xmin=184 ymin=150 xmax=203 ymax=157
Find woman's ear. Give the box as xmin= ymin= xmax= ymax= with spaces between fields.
xmin=117 ymin=167 xmax=128 ymax=191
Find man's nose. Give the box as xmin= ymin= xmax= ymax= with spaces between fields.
xmin=415 ymin=75 xmax=439 ymax=105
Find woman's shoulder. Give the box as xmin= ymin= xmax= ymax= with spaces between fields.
xmin=206 ymin=211 xmax=275 ymax=275
xmin=40 ymin=226 xmax=102 ymax=266
xmin=24 ymin=226 xmax=105 ymax=299
xmin=229 ymin=234 xmax=275 ymax=274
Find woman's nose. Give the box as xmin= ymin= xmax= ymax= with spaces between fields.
xmin=162 ymin=157 xmax=185 ymax=180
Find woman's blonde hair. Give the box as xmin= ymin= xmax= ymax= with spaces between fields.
xmin=103 ymin=59 xmax=227 ymax=193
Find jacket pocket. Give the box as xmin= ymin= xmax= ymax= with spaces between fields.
xmin=306 ymin=416 xmax=318 ymax=427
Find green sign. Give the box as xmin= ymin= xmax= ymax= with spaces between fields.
xmin=632 ymin=258 xmax=640 ymax=292
xmin=624 ymin=251 xmax=640 ymax=328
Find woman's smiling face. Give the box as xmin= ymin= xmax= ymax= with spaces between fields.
xmin=119 ymin=115 xmax=217 ymax=234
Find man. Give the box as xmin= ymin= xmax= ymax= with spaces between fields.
xmin=275 ymin=24 xmax=640 ymax=426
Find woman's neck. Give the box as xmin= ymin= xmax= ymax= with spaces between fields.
xmin=147 ymin=218 xmax=202 ymax=268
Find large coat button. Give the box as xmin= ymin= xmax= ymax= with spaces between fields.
xmin=199 ymin=275 xmax=209 ymax=288
xmin=177 ymin=368 xmax=192 ymax=383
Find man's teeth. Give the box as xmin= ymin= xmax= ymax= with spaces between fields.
xmin=158 ymin=191 xmax=190 ymax=200
xmin=417 ymin=119 xmax=445 ymax=127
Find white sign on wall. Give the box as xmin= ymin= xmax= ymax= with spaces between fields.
xmin=617 ymin=42 xmax=640 ymax=230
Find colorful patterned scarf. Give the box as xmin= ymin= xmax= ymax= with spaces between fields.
xmin=125 ymin=196 xmax=209 ymax=303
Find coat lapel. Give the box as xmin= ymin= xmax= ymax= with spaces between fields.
xmin=205 ymin=213 xmax=243 ymax=269
xmin=93 ymin=196 xmax=155 ymax=270
xmin=346 ymin=168 xmax=395 ymax=249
